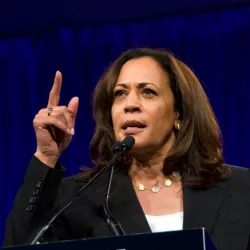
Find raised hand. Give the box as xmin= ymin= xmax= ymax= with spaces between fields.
xmin=33 ymin=71 xmax=79 ymax=168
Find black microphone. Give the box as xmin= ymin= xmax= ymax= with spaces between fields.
xmin=103 ymin=136 xmax=135 ymax=236
xmin=121 ymin=136 xmax=135 ymax=151
xmin=30 ymin=136 xmax=135 ymax=245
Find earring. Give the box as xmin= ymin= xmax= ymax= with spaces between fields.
xmin=175 ymin=121 xmax=181 ymax=131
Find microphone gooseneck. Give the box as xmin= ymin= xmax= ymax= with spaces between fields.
xmin=103 ymin=140 xmax=124 ymax=236
xmin=30 ymin=136 xmax=135 ymax=244
xmin=112 ymin=141 xmax=122 ymax=154
xmin=103 ymin=164 xmax=125 ymax=236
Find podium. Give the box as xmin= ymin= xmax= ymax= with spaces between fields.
xmin=2 ymin=228 xmax=217 ymax=250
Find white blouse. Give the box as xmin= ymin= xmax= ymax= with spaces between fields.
xmin=145 ymin=212 xmax=183 ymax=233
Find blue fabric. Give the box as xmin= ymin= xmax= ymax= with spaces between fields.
xmin=1 ymin=6 xmax=250 ymax=244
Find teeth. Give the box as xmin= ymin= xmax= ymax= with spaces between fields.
xmin=125 ymin=126 xmax=141 ymax=130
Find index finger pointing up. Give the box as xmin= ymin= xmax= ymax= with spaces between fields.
xmin=47 ymin=71 xmax=62 ymax=108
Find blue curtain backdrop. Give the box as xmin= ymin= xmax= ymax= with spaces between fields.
xmin=1 ymin=6 xmax=250 ymax=244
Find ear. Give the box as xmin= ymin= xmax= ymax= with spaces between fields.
xmin=175 ymin=111 xmax=180 ymax=121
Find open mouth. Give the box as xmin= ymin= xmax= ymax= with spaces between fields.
xmin=122 ymin=120 xmax=146 ymax=134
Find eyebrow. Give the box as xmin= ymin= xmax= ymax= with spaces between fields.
xmin=115 ymin=82 xmax=159 ymax=89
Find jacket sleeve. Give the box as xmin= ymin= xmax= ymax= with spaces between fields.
xmin=3 ymin=155 xmax=68 ymax=246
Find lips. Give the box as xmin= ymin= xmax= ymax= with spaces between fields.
xmin=122 ymin=120 xmax=146 ymax=135
xmin=122 ymin=120 xmax=146 ymax=129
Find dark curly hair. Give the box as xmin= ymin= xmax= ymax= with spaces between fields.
xmin=80 ymin=47 xmax=231 ymax=188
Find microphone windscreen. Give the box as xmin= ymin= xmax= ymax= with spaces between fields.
xmin=121 ymin=136 xmax=135 ymax=151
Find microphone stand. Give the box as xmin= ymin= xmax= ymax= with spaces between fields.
xmin=30 ymin=136 xmax=135 ymax=245
xmin=30 ymin=150 xmax=123 ymax=245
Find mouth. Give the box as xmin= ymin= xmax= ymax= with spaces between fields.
xmin=122 ymin=120 xmax=146 ymax=135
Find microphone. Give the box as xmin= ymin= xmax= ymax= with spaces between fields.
xmin=30 ymin=136 xmax=135 ymax=245
xmin=103 ymin=136 xmax=135 ymax=236
xmin=121 ymin=136 xmax=135 ymax=151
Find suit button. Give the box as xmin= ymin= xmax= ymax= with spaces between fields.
xmin=29 ymin=197 xmax=36 ymax=204
xmin=36 ymin=181 xmax=42 ymax=188
xmin=26 ymin=204 xmax=33 ymax=212
xmin=33 ymin=188 xmax=40 ymax=196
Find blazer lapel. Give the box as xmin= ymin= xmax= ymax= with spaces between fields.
xmin=183 ymin=180 xmax=228 ymax=235
xmin=108 ymin=168 xmax=151 ymax=235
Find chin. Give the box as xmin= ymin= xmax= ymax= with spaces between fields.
xmin=126 ymin=137 xmax=148 ymax=151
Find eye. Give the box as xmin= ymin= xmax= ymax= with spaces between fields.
xmin=141 ymin=88 xmax=157 ymax=96
xmin=114 ymin=90 xmax=126 ymax=97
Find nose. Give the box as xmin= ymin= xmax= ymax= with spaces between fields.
xmin=124 ymin=92 xmax=141 ymax=113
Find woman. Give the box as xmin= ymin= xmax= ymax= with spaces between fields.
xmin=3 ymin=48 xmax=250 ymax=250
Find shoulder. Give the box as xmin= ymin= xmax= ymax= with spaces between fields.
xmin=225 ymin=163 xmax=249 ymax=177
xmin=57 ymin=169 xmax=110 ymax=200
xmin=222 ymin=163 xmax=250 ymax=192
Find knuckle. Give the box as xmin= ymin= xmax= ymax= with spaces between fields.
xmin=34 ymin=114 xmax=40 ymax=119
xmin=33 ymin=114 xmax=42 ymax=123
xmin=39 ymin=108 xmax=48 ymax=113
xmin=33 ymin=118 xmax=40 ymax=127
xmin=70 ymin=112 xmax=76 ymax=119
xmin=51 ymin=116 xmax=63 ymax=126
xmin=50 ymin=116 xmax=58 ymax=122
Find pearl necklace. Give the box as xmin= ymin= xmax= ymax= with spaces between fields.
xmin=133 ymin=171 xmax=180 ymax=193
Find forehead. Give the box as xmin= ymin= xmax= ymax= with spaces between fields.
xmin=116 ymin=57 xmax=168 ymax=85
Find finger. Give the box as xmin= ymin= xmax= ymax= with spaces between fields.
xmin=50 ymin=106 xmax=75 ymax=135
xmin=67 ymin=97 xmax=79 ymax=125
xmin=47 ymin=71 xmax=62 ymax=108
xmin=62 ymin=107 xmax=75 ymax=135
xmin=36 ymin=107 xmax=75 ymax=135
xmin=33 ymin=116 xmax=71 ymax=135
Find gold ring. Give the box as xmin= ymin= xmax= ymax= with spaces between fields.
xmin=48 ymin=108 xmax=53 ymax=116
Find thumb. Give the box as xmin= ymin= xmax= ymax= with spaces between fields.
xmin=68 ymin=97 xmax=79 ymax=125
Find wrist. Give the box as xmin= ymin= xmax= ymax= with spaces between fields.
xmin=34 ymin=151 xmax=59 ymax=168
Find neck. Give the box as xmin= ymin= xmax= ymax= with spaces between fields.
xmin=128 ymin=150 xmax=176 ymax=188
xmin=128 ymin=133 xmax=178 ymax=184
xmin=130 ymin=153 xmax=165 ymax=180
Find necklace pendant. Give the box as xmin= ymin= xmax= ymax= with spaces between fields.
xmin=165 ymin=179 xmax=172 ymax=187
xmin=152 ymin=186 xmax=160 ymax=193
xmin=137 ymin=184 xmax=145 ymax=191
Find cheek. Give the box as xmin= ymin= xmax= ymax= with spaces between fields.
xmin=111 ymin=106 xmax=119 ymax=128
xmin=146 ymin=103 xmax=165 ymax=118
xmin=111 ymin=106 xmax=124 ymax=141
xmin=148 ymin=102 xmax=175 ymax=126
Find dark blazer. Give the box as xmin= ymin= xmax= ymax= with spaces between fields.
xmin=3 ymin=156 xmax=250 ymax=250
